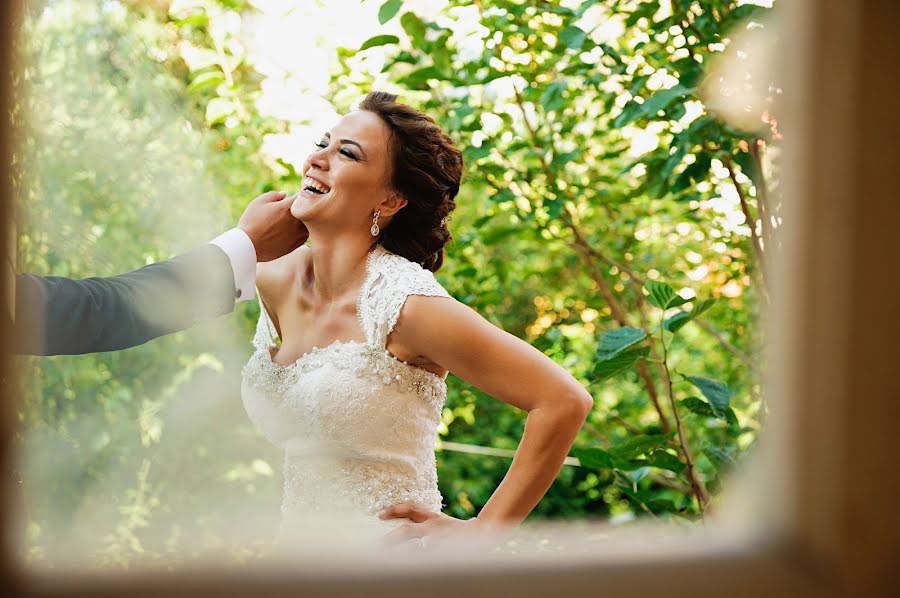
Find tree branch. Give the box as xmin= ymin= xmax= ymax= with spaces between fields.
xmin=649 ymin=471 xmax=693 ymax=495
xmin=659 ymin=321 xmax=710 ymax=513
xmin=509 ymin=88 xmax=681 ymax=437
xmin=750 ymin=139 xmax=775 ymax=249
xmin=561 ymin=211 xmax=674 ymax=436
xmin=510 ymin=81 xmax=723 ymax=515
xmin=693 ymin=318 xmax=763 ymax=377
xmin=723 ymin=154 xmax=770 ymax=299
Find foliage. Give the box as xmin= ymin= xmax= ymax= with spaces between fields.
xmin=332 ymin=0 xmax=776 ymax=521
xmin=13 ymin=0 xmax=777 ymax=566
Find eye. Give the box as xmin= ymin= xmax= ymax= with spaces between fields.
xmin=340 ymin=148 xmax=358 ymax=160
xmin=314 ymin=140 xmax=328 ymax=149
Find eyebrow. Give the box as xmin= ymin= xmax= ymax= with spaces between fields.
xmin=323 ymin=132 xmax=368 ymax=159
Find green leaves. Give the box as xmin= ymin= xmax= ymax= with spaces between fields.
xmin=690 ymin=298 xmax=716 ymax=319
xmin=663 ymin=298 xmax=717 ymax=332
xmin=643 ymin=449 xmax=684 ymax=472
xmin=174 ymin=14 xmax=209 ymax=28
xmin=594 ymin=347 xmax=650 ymax=382
xmin=646 ymin=280 xmax=715 ymax=330
xmin=572 ymin=446 xmax=614 ymax=469
xmin=15 ymin=0 xmax=777 ymax=546
xmin=551 ymin=148 xmax=584 ymax=166
xmin=400 ymin=11 xmax=427 ymax=46
xmin=646 ymin=280 xmax=690 ymax=310
xmin=378 ymin=0 xmax=403 ymax=24
xmin=573 ymin=432 xmax=680 ymax=473
xmin=723 ymin=3 xmax=768 ymax=29
xmin=612 ymin=100 xmax=645 ymax=128
xmin=612 ymin=432 xmax=675 ymax=461
xmin=704 ymin=446 xmax=736 ymax=467
xmin=186 ymin=70 xmax=224 ymax=93
xmin=685 ymin=375 xmax=733 ymax=417
xmin=679 ymin=396 xmax=716 ymax=418
xmin=597 ymin=326 xmax=647 ymax=359
xmin=662 ymin=311 xmax=691 ymax=333
xmin=614 ymin=85 xmax=693 ymax=127
xmin=593 ymin=327 xmax=648 ymax=383
xmin=592 ymin=327 xmax=649 ymax=383
xmin=640 ymin=85 xmax=691 ymax=118
xmin=672 ymin=152 xmax=712 ymax=194
xmin=463 ymin=143 xmax=493 ymax=163
xmin=396 ymin=65 xmax=444 ymax=89
xmin=540 ymin=81 xmax=568 ymax=112
xmin=359 ymin=34 xmax=399 ymax=51
xmin=559 ymin=25 xmax=587 ymax=50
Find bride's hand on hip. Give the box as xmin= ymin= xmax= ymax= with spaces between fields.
xmin=378 ymin=501 xmax=485 ymax=548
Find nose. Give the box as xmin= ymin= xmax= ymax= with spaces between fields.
xmin=305 ymin=145 xmax=330 ymax=173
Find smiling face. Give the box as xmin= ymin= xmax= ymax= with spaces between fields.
xmin=291 ymin=110 xmax=397 ymax=236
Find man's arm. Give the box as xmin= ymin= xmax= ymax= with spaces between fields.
xmin=9 ymin=190 xmax=307 ymax=356
xmin=11 ymin=244 xmax=235 ymax=355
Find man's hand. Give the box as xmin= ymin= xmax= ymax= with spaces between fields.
xmin=238 ymin=191 xmax=308 ymax=262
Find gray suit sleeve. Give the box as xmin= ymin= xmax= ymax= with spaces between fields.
xmin=10 ymin=244 xmax=238 ymax=355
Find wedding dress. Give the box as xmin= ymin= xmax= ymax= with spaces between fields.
xmin=240 ymin=245 xmax=451 ymax=552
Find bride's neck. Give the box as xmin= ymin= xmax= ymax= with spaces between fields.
xmin=304 ymin=232 xmax=377 ymax=302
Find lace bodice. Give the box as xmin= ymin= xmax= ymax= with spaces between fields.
xmin=240 ymin=245 xmax=452 ymax=537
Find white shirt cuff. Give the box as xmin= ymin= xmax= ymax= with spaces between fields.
xmin=209 ymin=228 xmax=256 ymax=303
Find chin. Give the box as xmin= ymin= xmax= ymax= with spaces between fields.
xmin=290 ymin=195 xmax=319 ymax=221
xmin=289 ymin=201 xmax=307 ymax=221
xmin=292 ymin=187 xmax=332 ymax=219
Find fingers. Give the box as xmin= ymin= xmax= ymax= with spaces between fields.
xmin=382 ymin=522 xmax=425 ymax=545
xmin=279 ymin=192 xmax=300 ymax=207
xmin=268 ymin=191 xmax=299 ymax=211
xmin=253 ymin=190 xmax=288 ymax=204
xmin=378 ymin=502 xmax=431 ymax=523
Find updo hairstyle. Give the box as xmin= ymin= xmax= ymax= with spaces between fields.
xmin=358 ymin=91 xmax=463 ymax=272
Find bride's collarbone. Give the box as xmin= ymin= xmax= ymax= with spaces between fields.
xmin=271 ymin=304 xmax=365 ymax=365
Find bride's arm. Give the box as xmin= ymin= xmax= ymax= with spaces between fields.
xmin=386 ymin=294 xmax=594 ymax=530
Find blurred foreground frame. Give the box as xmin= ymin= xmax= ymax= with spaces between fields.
xmin=1 ymin=0 xmax=897 ymax=596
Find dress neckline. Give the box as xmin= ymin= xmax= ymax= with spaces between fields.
xmin=262 ymin=338 xmax=448 ymax=387
xmin=263 ymin=245 xmax=387 ymax=369
xmin=255 ymin=244 xmax=448 ymax=384
xmin=266 ymin=338 xmax=367 ymax=371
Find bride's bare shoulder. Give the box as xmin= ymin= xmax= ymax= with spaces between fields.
xmin=257 ymin=244 xmax=309 ymax=305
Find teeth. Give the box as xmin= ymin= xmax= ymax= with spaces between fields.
xmin=304 ymin=178 xmax=330 ymax=194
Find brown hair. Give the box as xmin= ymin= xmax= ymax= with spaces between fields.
xmin=358 ymin=91 xmax=463 ymax=272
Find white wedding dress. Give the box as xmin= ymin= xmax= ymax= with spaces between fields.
xmin=240 ymin=245 xmax=451 ymax=553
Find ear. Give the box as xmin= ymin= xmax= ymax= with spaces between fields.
xmin=376 ymin=191 xmax=408 ymax=218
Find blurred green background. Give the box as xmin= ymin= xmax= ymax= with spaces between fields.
xmin=11 ymin=0 xmax=777 ymax=567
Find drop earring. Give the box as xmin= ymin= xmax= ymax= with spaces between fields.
xmin=370 ymin=210 xmax=381 ymax=237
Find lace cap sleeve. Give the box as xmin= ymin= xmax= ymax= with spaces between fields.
xmin=252 ymin=292 xmax=279 ymax=351
xmin=359 ymin=248 xmax=451 ymax=349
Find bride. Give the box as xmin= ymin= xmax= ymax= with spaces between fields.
xmin=240 ymin=91 xmax=594 ymax=553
